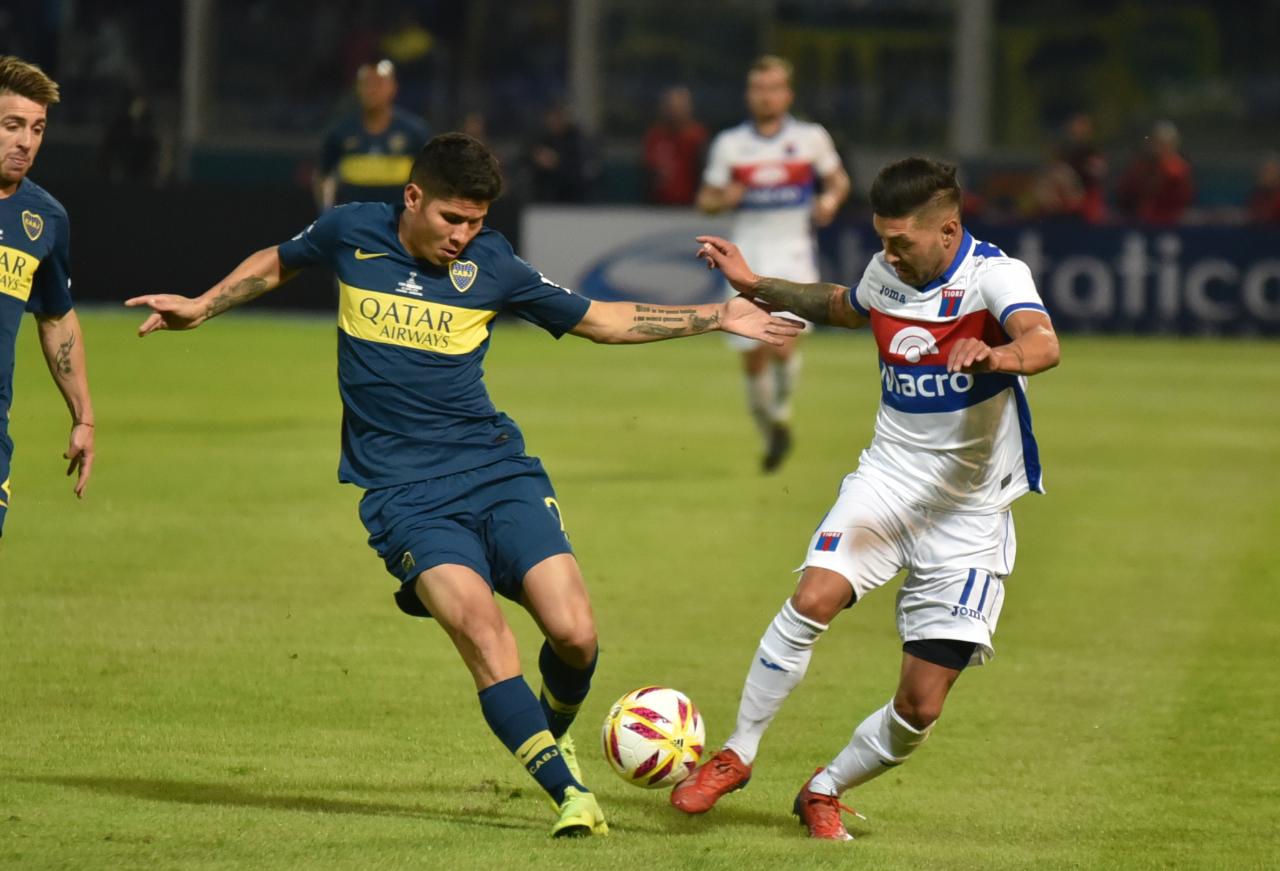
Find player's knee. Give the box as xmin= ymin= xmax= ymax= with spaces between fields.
xmin=451 ymin=611 xmax=510 ymax=656
xmin=892 ymin=693 xmax=943 ymax=730
xmin=560 ymin=625 xmax=599 ymax=666
xmin=790 ymin=578 xmax=851 ymax=624
xmin=550 ymin=624 xmax=597 ymax=669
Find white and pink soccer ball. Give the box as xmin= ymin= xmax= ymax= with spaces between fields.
xmin=601 ymin=686 xmax=705 ymax=789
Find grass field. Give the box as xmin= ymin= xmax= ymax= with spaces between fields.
xmin=2 ymin=310 xmax=1278 ymax=870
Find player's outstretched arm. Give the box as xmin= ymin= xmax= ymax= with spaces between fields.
xmin=125 ymin=246 xmax=297 ymax=336
xmin=569 ymin=298 xmax=803 ymax=346
xmin=35 ymin=308 xmax=95 ymax=498
xmin=695 ymin=235 xmax=867 ymax=329
xmin=946 ymin=310 xmax=1061 ymax=376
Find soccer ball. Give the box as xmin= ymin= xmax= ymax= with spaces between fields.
xmin=601 ymin=686 xmax=705 ymax=789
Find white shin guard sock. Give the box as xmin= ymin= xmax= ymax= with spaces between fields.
xmin=771 ymin=353 xmax=802 ymax=423
xmin=724 ymin=599 xmax=828 ymax=766
xmin=811 ymin=701 xmax=931 ymax=795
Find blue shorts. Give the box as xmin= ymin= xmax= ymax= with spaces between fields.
xmin=358 ymin=455 xmax=573 ymax=618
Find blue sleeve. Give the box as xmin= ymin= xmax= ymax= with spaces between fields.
xmin=26 ymin=210 xmax=73 ymax=316
xmin=318 ymin=124 xmax=343 ymax=175
xmin=503 ymin=254 xmax=591 ymax=337
xmin=277 ymin=206 xmax=347 ymax=271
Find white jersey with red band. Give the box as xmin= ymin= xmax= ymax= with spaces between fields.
xmin=847 ymin=231 xmax=1049 ymax=513
xmin=703 ymin=115 xmax=842 ymax=261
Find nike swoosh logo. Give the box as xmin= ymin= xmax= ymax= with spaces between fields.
xmin=354 ymin=249 xmax=390 ymax=260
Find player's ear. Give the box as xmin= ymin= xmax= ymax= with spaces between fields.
xmin=403 ymin=182 xmax=422 ymax=211
xmin=939 ymin=213 xmax=960 ymax=247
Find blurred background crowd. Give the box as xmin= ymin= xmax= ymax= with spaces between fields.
xmin=5 ymin=0 xmax=1279 ymax=227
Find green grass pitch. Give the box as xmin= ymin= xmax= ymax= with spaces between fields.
xmin=2 ymin=310 xmax=1277 ymax=870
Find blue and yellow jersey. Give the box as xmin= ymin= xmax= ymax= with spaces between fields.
xmin=0 ymin=178 xmax=73 ymax=447
xmin=277 ymin=202 xmax=592 ymax=490
xmin=318 ymin=109 xmax=430 ymax=206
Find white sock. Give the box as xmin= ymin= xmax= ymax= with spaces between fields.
xmin=771 ymin=353 xmax=802 ymax=423
xmin=809 ymin=701 xmax=931 ymax=795
xmin=723 ymin=600 xmax=827 ymax=766
xmin=744 ymin=370 xmax=774 ymax=442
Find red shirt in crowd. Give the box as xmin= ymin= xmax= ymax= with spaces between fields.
xmin=642 ymin=120 xmax=708 ymax=205
xmin=1117 ymin=152 xmax=1194 ymax=225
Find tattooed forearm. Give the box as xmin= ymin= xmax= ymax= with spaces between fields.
xmin=753 ymin=278 xmax=845 ymax=324
xmin=54 ymin=332 xmax=75 ymax=377
xmin=207 ymin=276 xmax=269 ymax=318
xmin=627 ymin=305 xmax=721 ymax=338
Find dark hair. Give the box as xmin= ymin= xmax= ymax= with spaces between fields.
xmin=869 ymin=157 xmax=961 ymax=218
xmin=409 ymin=132 xmax=503 ymax=202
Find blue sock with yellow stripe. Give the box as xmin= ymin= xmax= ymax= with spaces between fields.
xmin=538 ymin=641 xmax=597 ymax=739
xmin=479 ymin=676 xmax=582 ymax=804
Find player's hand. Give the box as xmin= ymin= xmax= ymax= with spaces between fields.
xmin=124 ymin=294 xmax=209 ymax=336
xmin=722 ymin=181 xmax=748 ymax=209
xmin=65 ymin=421 xmax=94 ymax=498
xmin=721 ymin=295 xmax=804 ymax=347
xmin=696 ymin=235 xmax=761 ymax=296
xmin=812 ymin=192 xmax=840 ymax=228
xmin=947 ymin=337 xmax=1005 ymax=374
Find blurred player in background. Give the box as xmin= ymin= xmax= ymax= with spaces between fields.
xmin=697 ymin=56 xmax=849 ymax=472
xmin=127 ymin=133 xmax=799 ymax=838
xmin=673 ymin=158 xmax=1060 ymax=840
xmin=0 ymin=56 xmax=95 ymax=538
xmin=314 ymin=59 xmax=430 ymax=211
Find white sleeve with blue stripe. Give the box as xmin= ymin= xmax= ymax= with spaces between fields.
xmin=979 ymin=259 xmax=1049 ymax=327
xmin=846 ymin=260 xmax=876 ymax=318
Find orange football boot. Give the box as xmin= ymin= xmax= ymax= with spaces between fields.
xmin=669 ymin=748 xmax=752 ymax=814
xmin=792 ymin=769 xmax=865 ymax=840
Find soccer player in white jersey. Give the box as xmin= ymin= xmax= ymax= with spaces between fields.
xmin=697 ymin=56 xmax=849 ymax=472
xmin=672 ymin=157 xmax=1060 ymax=840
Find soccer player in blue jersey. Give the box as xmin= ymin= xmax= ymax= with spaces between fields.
xmin=315 ymin=59 xmax=430 ymax=211
xmin=0 ymin=56 xmax=96 ymax=538
xmin=127 ymin=132 xmax=800 ymax=838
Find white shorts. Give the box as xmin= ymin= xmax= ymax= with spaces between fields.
xmin=801 ymin=472 xmax=1017 ymax=665
xmin=724 ymin=237 xmax=818 ymax=352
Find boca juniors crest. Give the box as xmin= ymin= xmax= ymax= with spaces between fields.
xmin=22 ymin=210 xmax=43 ymax=241
xmin=449 ymin=260 xmax=478 ymax=293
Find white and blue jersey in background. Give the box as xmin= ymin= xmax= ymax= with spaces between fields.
xmin=702 ymin=114 xmax=842 ymax=284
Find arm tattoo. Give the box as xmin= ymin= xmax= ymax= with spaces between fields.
xmin=54 ymin=332 xmax=75 ymax=377
xmin=208 ymin=276 xmax=269 ymax=318
xmin=627 ymin=305 xmax=721 ymax=338
xmin=753 ymin=278 xmax=844 ymax=324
